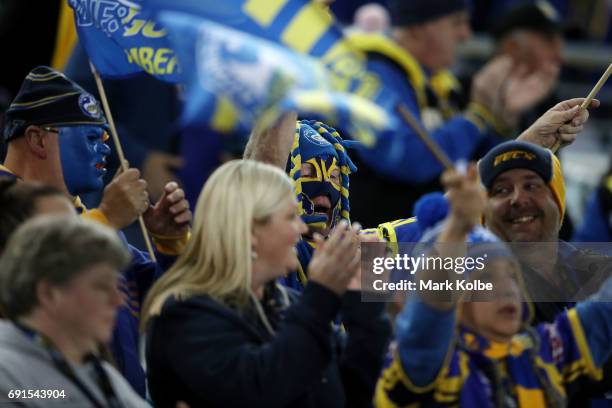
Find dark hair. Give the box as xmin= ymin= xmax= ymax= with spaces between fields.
xmin=0 ymin=178 xmax=67 ymax=253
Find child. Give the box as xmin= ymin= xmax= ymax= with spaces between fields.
xmin=375 ymin=165 xmax=612 ymax=407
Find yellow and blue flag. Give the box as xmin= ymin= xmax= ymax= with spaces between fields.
xmin=145 ymin=0 xmax=380 ymax=98
xmin=146 ymin=0 xmax=394 ymax=142
xmin=69 ymin=0 xmax=396 ymax=142
xmin=68 ymin=0 xmax=180 ymax=82
xmin=160 ymin=11 xmax=392 ymax=142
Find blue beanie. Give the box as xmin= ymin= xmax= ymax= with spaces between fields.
xmin=3 ymin=66 xmax=107 ymax=142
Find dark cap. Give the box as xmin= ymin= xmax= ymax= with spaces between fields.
xmin=3 ymin=66 xmax=107 ymax=142
xmin=389 ymin=0 xmax=469 ymax=27
xmin=491 ymin=1 xmax=562 ymax=41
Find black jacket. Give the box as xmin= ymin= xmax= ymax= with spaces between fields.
xmin=146 ymin=282 xmax=391 ymax=408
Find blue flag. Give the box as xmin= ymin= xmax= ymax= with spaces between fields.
xmin=144 ymin=0 xmax=398 ymax=139
xmin=160 ymin=11 xmax=392 ymax=143
xmin=145 ymin=0 xmax=378 ymax=97
xmin=68 ymin=0 xmax=180 ymax=82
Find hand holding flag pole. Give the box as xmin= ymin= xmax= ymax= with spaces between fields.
xmin=89 ymin=61 xmax=158 ymax=262
xmin=551 ymin=62 xmax=612 ymax=153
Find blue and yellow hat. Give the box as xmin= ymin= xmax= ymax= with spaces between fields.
xmin=478 ymin=141 xmax=565 ymax=222
xmin=3 ymin=66 xmax=107 ymax=142
xmin=288 ymin=120 xmax=358 ymax=230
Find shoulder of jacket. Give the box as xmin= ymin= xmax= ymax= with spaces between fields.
xmin=348 ymin=33 xmax=426 ymax=89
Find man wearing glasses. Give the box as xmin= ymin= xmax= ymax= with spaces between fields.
xmin=0 ymin=65 xmax=191 ymax=396
xmin=1 ymin=66 xmax=155 ymax=228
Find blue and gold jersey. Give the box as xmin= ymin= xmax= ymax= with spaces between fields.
xmin=347 ymin=33 xmax=462 ymax=131
xmin=376 ymin=308 xmax=602 ymax=408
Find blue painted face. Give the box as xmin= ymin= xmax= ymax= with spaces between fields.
xmin=58 ymin=125 xmax=110 ymax=195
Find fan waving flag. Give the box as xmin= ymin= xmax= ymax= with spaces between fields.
xmin=144 ymin=0 xmax=411 ymax=144
xmin=145 ymin=0 xmax=380 ymax=99
xmin=68 ymin=0 xmax=180 ymax=82
xmin=69 ymin=0 xmax=399 ymax=143
xmin=160 ymin=11 xmax=392 ymax=144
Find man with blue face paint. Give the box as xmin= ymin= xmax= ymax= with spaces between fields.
xmin=0 ymin=67 xmax=163 ymax=229
xmin=1 ymin=66 xmax=192 ymax=396
xmin=58 ymin=125 xmax=111 ymax=196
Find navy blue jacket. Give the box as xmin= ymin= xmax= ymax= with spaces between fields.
xmin=146 ymin=282 xmax=391 ymax=408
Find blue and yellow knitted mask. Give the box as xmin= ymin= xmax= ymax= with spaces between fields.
xmin=288 ymin=120 xmax=358 ymax=232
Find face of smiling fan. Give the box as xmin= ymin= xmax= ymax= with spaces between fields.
xmin=484 ymin=168 xmax=560 ymax=243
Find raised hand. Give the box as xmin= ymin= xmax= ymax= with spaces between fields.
xmin=143 ymin=181 xmax=191 ymax=237
xmin=308 ymin=220 xmax=361 ymax=295
xmin=471 ymin=56 xmax=559 ymax=129
xmin=440 ymin=163 xmax=484 ymax=238
xmin=99 ymin=165 xmax=149 ymax=229
xmin=517 ymin=98 xmax=600 ymax=149
xmin=502 ymin=62 xmax=559 ymax=124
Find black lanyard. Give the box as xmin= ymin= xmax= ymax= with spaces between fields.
xmin=13 ymin=322 xmax=123 ymax=408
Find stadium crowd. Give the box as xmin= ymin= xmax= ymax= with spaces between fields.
xmin=1 ymin=0 xmax=612 ymax=407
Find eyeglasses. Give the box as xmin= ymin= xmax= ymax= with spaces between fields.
xmin=41 ymin=127 xmax=59 ymax=134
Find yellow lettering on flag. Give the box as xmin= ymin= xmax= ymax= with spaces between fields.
xmin=125 ymin=48 xmax=178 ymax=75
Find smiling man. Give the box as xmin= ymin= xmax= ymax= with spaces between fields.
xmin=477 ymin=141 xmax=609 ymax=325
xmin=478 ymin=142 xmax=612 ymax=407
xmin=480 ymin=141 xmax=565 ymax=245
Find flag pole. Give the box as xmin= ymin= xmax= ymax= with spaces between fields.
xmin=551 ymin=62 xmax=612 ymax=153
xmin=89 ymin=61 xmax=157 ymax=262
xmin=397 ymin=104 xmax=454 ymax=170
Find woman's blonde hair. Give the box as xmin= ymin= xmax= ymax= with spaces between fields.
xmin=142 ymin=160 xmax=294 ymax=327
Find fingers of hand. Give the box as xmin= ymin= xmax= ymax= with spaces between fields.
xmin=559 ymin=97 xmax=601 ymax=111
xmin=174 ymin=210 xmax=192 ymax=224
xmin=347 ymin=251 xmax=361 ymax=276
xmin=325 ymin=220 xmax=349 ymax=250
xmin=589 ymin=99 xmax=601 ymax=109
xmin=169 ymin=199 xmax=189 ymax=215
xmin=167 ymin=187 xmax=186 ymax=205
xmin=441 ymin=169 xmax=462 ymax=190
xmin=124 ymin=180 xmax=149 ymax=213
xmin=572 ymin=109 xmax=589 ymax=126
xmin=359 ymin=233 xmax=381 ymax=244
xmin=466 ymin=163 xmax=478 ymax=182
xmin=116 ymin=168 xmax=141 ymax=182
xmin=558 ymin=123 xmax=583 ymax=135
xmin=557 ymin=133 xmax=577 ymax=145
xmin=164 ymin=181 xmax=179 ymax=194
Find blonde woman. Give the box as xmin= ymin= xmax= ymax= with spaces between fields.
xmin=142 ymin=160 xmax=391 ymax=408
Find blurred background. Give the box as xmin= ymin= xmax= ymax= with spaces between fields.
xmin=0 ymin=0 xmax=610 ymax=243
